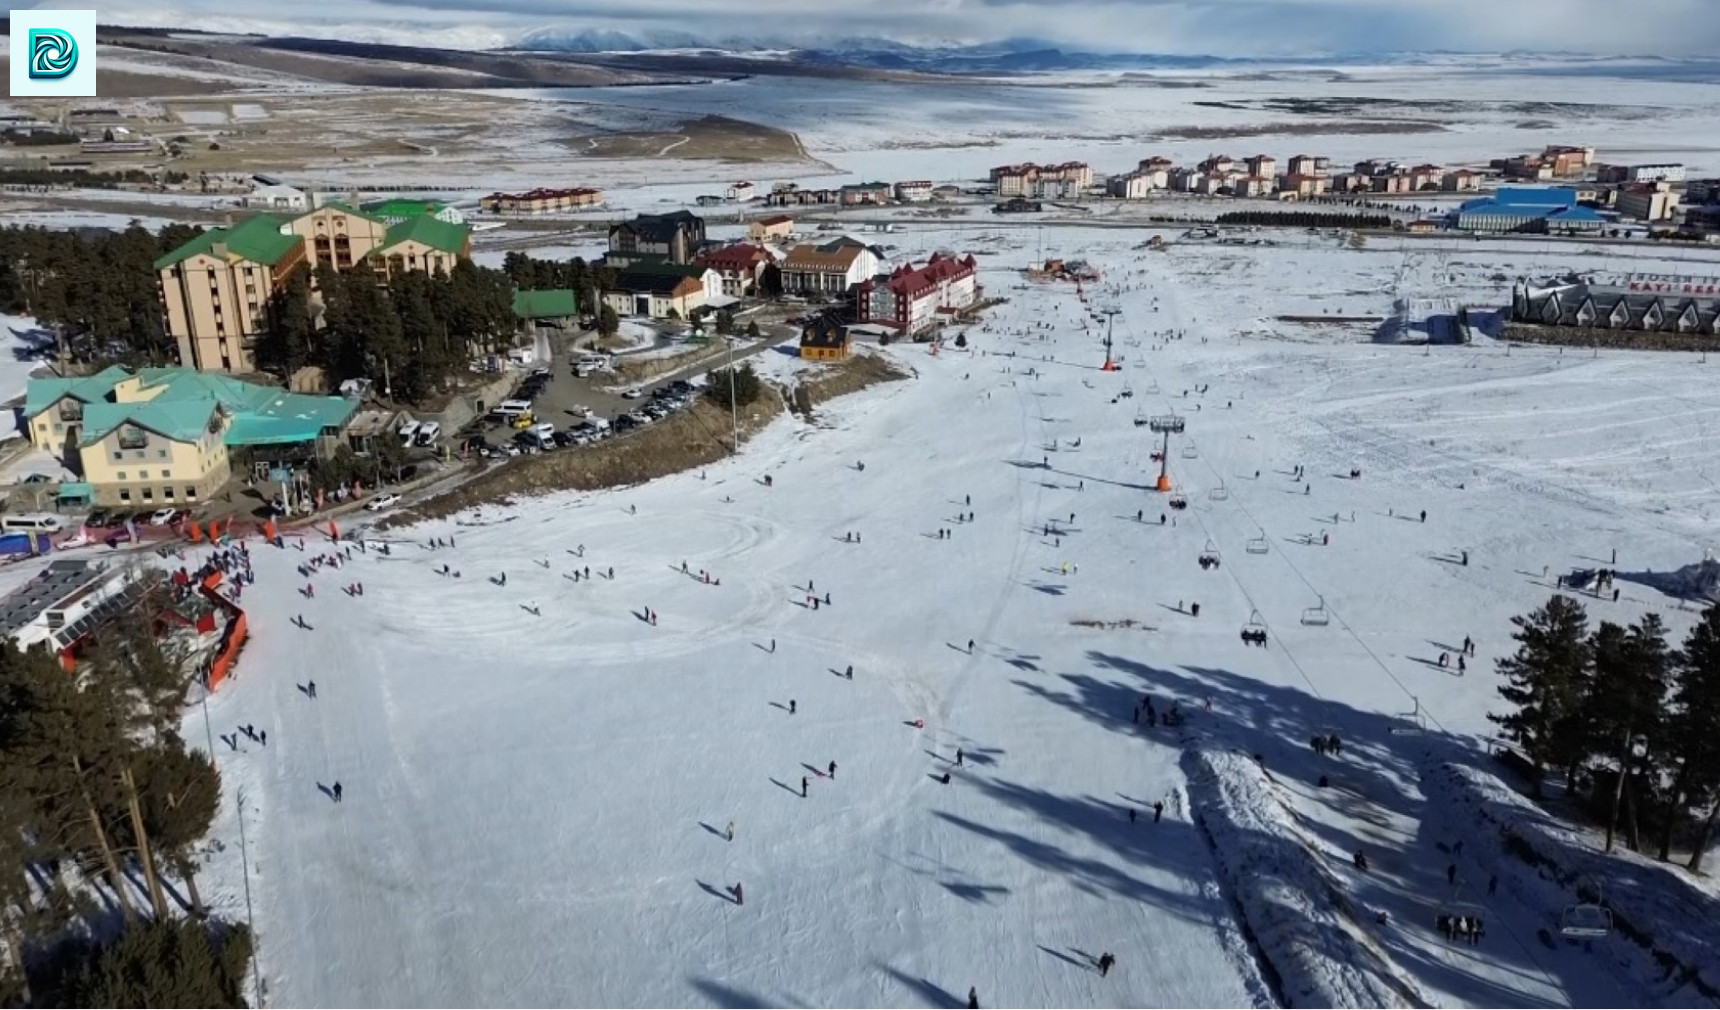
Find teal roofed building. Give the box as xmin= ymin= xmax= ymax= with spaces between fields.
xmin=23 ymin=367 xmax=359 ymax=509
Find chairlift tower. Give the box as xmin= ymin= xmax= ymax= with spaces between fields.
xmin=1148 ymin=414 xmax=1185 ymax=492
xmin=1101 ymin=306 xmax=1121 ymax=371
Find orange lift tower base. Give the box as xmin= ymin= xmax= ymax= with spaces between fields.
xmin=1148 ymin=414 xmax=1185 ymax=492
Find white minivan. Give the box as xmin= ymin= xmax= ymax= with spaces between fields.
xmin=414 ymin=421 xmax=442 ymax=447
xmin=493 ymin=399 xmax=533 ymax=420
xmin=2 ymin=513 xmax=63 ymax=533
xmin=397 ymin=420 xmax=420 ymax=447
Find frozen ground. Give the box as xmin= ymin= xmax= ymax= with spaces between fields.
xmin=153 ymin=220 xmax=1720 ymax=1008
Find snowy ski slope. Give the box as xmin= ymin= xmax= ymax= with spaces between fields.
xmin=185 ymin=227 xmax=1720 ymax=1008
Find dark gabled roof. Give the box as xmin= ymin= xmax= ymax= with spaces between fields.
xmin=800 ymin=312 xmax=849 ymax=348
xmin=611 ymin=268 xmax=704 ymax=296
xmin=614 ymin=210 xmax=704 ymax=243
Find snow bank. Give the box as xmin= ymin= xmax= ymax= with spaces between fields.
xmin=1184 ymin=749 xmax=1419 ymax=1009
xmin=1423 ymin=760 xmax=1720 ymax=1000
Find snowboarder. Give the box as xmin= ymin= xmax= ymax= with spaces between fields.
xmin=940 ymin=772 xmax=952 ymax=785
xmin=789 ymin=700 xmax=797 ymax=715
xmin=1097 ymin=952 xmax=1115 ymax=976
xmin=725 ymin=822 xmax=735 ymax=842
xmin=1153 ymin=801 xmax=1164 ymax=822
xmin=845 ymin=665 xmax=853 ymax=679
xmin=956 ymin=748 xmax=965 ymax=767
xmin=308 ymin=680 xmax=317 ymax=698
xmin=828 ymin=761 xmax=836 ymax=779
xmin=332 ymin=781 xmax=343 ymax=803
xmin=733 ymin=882 xmax=744 ymax=906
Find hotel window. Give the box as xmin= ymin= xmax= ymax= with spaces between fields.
xmin=116 ymin=471 xmax=126 ymax=480
xmin=138 ymin=470 xmax=149 ymax=480
xmin=161 ymin=469 xmax=171 ymax=479
xmin=118 ymin=489 xmax=131 ymax=502
xmin=185 ymin=487 xmax=198 ymax=501
xmin=157 ymin=449 xmax=168 ymax=459
xmin=118 ymin=425 xmax=148 ymax=450
xmin=163 ymin=487 xmax=174 ymax=500
xmin=140 ymin=488 xmax=153 ymax=502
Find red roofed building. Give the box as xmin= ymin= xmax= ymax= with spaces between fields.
xmin=694 ymin=243 xmax=774 ymax=296
xmin=857 ymin=253 xmax=980 ymax=336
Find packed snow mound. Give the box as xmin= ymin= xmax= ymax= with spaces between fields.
xmin=1620 ymin=559 xmax=1720 ymax=603
xmin=1423 ymin=760 xmax=1720 ymax=1002
xmin=1185 ymin=749 xmax=1420 ymax=1009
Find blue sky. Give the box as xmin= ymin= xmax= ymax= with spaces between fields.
xmin=54 ymin=0 xmax=1720 ymax=56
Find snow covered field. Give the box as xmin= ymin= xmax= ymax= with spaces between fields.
xmin=151 ymin=221 xmax=1720 ymax=1008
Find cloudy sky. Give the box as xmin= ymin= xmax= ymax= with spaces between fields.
xmin=49 ymin=0 xmax=1720 ymax=55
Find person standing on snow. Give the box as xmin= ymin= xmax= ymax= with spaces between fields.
xmin=801 ymin=776 xmax=809 ymax=798
xmin=828 ymin=761 xmax=837 ymax=779
xmin=956 ymin=748 xmax=965 ymax=767
xmin=725 ymin=822 xmax=735 ymax=842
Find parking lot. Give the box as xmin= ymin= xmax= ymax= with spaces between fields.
xmin=449 ymin=330 xmax=792 ymax=461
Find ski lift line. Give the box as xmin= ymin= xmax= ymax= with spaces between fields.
xmin=1113 ymin=287 xmax=1439 ymax=731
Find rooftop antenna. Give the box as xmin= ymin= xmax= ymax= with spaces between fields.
xmin=1148 ymin=414 xmax=1185 ymax=492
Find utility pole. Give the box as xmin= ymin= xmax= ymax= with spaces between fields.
xmin=236 ymin=786 xmax=262 ymax=1006
xmin=1100 ymin=306 xmax=1120 ymax=371
xmin=727 ymin=334 xmax=739 ymax=454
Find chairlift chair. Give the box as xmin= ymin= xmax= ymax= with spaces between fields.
xmin=1241 ymin=610 xmax=1268 ymax=645
xmin=1182 ymin=443 xmax=1199 ymax=459
xmin=1144 ymin=379 xmax=1160 ymax=394
xmin=1209 ymin=482 xmax=1230 ymax=502
xmin=1560 ymin=877 xmax=1612 ymax=938
xmin=1199 ymin=540 xmax=1221 ymax=564
xmin=1134 ymin=408 xmax=1150 ymax=427
xmin=1300 ymin=596 xmax=1330 ymax=626
xmin=1246 ymin=532 xmax=1270 ymax=555
xmin=1168 ymin=492 xmax=1188 ymax=509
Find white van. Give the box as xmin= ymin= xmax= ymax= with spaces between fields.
xmin=414 ymin=421 xmax=442 ymax=447
xmin=575 ymin=354 xmax=609 ymax=377
xmin=493 ymin=400 xmax=533 ymax=420
xmin=2 ymin=513 xmax=63 ymax=533
xmin=397 ymin=420 xmax=420 ymax=447
xmin=582 ymin=417 xmax=611 ymax=434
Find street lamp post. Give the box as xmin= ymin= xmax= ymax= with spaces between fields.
xmin=235 ymin=785 xmax=262 ymax=1006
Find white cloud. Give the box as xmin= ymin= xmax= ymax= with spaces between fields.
xmin=30 ymin=0 xmax=1720 ymax=56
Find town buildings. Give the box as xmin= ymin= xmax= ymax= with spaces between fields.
xmin=602 ymin=262 xmax=721 ymax=319
xmin=479 ymin=187 xmax=604 ymax=214
xmin=991 ymin=162 xmax=1093 ymax=198
xmin=1616 ymin=182 xmax=1682 ymax=221
xmin=607 ymin=210 xmax=707 ymax=267
xmin=1454 ymin=187 xmax=1605 ymax=233
xmin=1513 ymin=276 xmax=1720 ymax=334
xmin=894 ymin=180 xmax=934 ymax=203
xmin=780 ymin=239 xmax=881 ymax=296
xmin=24 ymin=366 xmax=358 ymax=508
xmin=242 ymin=182 xmax=307 ymax=212
xmin=694 ymin=243 xmax=774 ymax=297
xmin=747 ymin=214 xmax=795 ymax=243
xmin=856 ymin=253 xmax=980 ymax=336
xmin=799 ymin=312 xmax=852 ymax=361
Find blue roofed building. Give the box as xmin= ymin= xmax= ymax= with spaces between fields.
xmin=1453 ymin=187 xmax=1607 ymax=234
xmin=23 ymin=367 xmax=359 ymax=509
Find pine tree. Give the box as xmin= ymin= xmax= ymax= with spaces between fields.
xmin=598 ymin=303 xmax=620 ymax=337
xmin=1585 ymin=615 xmax=1670 ymax=852
xmin=1665 ymin=604 xmax=1720 ymax=870
xmin=1490 ymin=594 xmax=1593 ymax=794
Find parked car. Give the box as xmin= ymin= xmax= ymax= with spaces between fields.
xmin=613 ymin=414 xmax=639 ymax=431
xmin=84 ymin=509 xmax=112 ymax=528
xmin=365 ymin=493 xmax=401 ymax=512
xmin=621 ymin=387 xmax=643 ymax=399
xmin=148 ymin=508 xmax=181 ymax=526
